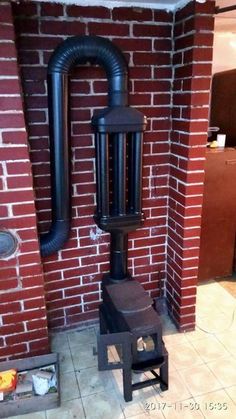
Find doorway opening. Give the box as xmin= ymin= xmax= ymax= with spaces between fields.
xmin=197 ymin=0 xmax=236 ymax=333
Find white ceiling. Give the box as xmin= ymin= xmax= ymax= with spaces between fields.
xmin=215 ymin=0 xmax=236 ymax=32
xmin=37 ymin=0 xmax=195 ymax=12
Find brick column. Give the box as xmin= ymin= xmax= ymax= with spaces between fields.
xmin=167 ymin=0 xmax=215 ymax=331
xmin=0 ymin=1 xmax=49 ymax=360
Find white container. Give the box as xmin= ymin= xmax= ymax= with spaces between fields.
xmin=217 ymin=134 xmax=226 ymax=147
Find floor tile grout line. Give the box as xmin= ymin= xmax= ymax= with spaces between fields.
xmin=224 ymin=385 xmax=236 ymax=406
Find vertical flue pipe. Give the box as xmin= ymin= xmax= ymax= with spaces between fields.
xmin=112 ymin=133 xmax=126 ymax=215
xmin=95 ymin=133 xmax=109 ymax=217
xmin=110 ymin=232 xmax=128 ymax=280
xmin=40 ymin=73 xmax=70 ymax=257
xmin=128 ymin=132 xmax=143 ymax=214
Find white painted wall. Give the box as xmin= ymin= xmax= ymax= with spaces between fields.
xmin=213 ymin=31 xmax=236 ymax=74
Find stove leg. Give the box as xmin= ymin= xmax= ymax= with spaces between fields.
xmin=123 ymin=368 xmax=132 ymax=402
xmin=160 ymin=352 xmax=168 ymax=391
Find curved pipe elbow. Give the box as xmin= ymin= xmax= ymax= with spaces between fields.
xmin=40 ymin=220 xmax=70 ymax=257
xmin=48 ymin=35 xmax=128 ymax=107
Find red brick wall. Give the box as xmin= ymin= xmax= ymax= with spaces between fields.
xmin=13 ymin=1 xmax=173 ymax=329
xmin=167 ymin=0 xmax=215 ymax=331
xmin=0 ymin=1 xmax=49 ymax=360
xmin=1 ymin=0 xmax=215 ymax=339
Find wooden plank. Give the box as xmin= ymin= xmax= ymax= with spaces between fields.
xmin=0 ymin=353 xmax=58 ymax=372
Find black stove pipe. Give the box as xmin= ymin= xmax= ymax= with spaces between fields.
xmin=40 ymin=36 xmax=128 ymax=257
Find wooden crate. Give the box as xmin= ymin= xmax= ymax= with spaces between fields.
xmin=0 ymin=353 xmax=60 ymax=418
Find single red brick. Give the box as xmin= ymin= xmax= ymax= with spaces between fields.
xmin=18 ymin=50 xmax=40 ymax=65
xmin=174 ymin=21 xmax=183 ymax=37
xmin=41 ymin=2 xmax=64 ymax=16
xmin=26 ymin=318 xmax=48 ymax=331
xmin=0 ymin=343 xmax=27 ymax=357
xmin=129 ymin=94 xmax=151 ymax=106
xmin=184 ymin=47 xmax=213 ymax=63
xmin=48 ymin=317 xmax=65 ymax=329
xmin=67 ymin=5 xmax=110 ymax=18
xmin=70 ymin=94 xmax=106 ymax=108
xmin=0 ymin=23 xmax=15 ymax=40
xmin=64 ymin=306 xmax=83 ymax=316
xmin=112 ymin=7 xmax=152 ymax=21
xmin=14 ymin=18 xmax=39 ymax=34
xmin=154 ymin=38 xmax=172 ymax=51
xmin=2 ymin=216 xmax=37 ymax=231
xmin=13 ymin=203 xmax=35 ymax=216
xmin=179 ymin=305 xmax=196 ymax=316
xmin=0 ymin=42 xmax=16 ymax=59
xmin=84 ymin=301 xmax=100 ymax=312
xmin=6 ymin=328 xmax=48 ymax=345
xmin=154 ymin=10 xmax=173 ymax=23
xmin=40 ymin=20 xmax=85 ymax=35
xmin=18 ymin=229 xmax=38 ymax=241
xmin=19 ymin=35 xmax=63 ymax=51
xmin=175 ymin=2 xmax=195 ymax=22
xmin=7 ymin=176 xmax=32 ymax=189
xmin=19 ymin=264 xmax=43 ymax=277
xmin=12 ymin=1 xmax=37 ymax=16
xmin=88 ymin=22 xmax=129 ymax=36
xmin=194 ymin=15 xmax=215 ymax=32
xmin=18 ymin=252 xmax=41 ymax=267
xmin=133 ymin=52 xmax=171 ymax=66
xmin=6 ymin=161 xmax=31 ymax=175
xmin=195 ymin=0 xmax=216 ymax=14
xmin=114 ymin=37 xmax=152 ymax=52
xmin=192 ymin=63 xmax=212 ymax=77
xmin=0 ymin=267 xmax=17 ymax=280
xmin=194 ymin=32 xmax=214 ymax=47
xmin=70 ymin=80 xmax=90 ymax=94
xmin=0 ymin=114 xmax=26 ymax=130
xmin=67 ymin=309 xmax=98 ymax=325
xmin=0 ymin=97 xmax=24 ymax=113
xmin=83 ymin=293 xmax=100 ymax=303
xmin=133 ymin=24 xmax=171 ymax=38
xmin=129 ymin=67 xmax=152 ymax=79
xmin=24 ymin=297 xmax=46 ymax=310
xmin=0 ymin=278 xmax=18 ymax=290
xmin=184 ymin=77 xmax=211 ymax=91
xmin=182 ymin=107 xmax=210 ymax=121
xmin=47 ymin=296 xmax=81 ymax=311
xmin=0 ymin=205 xmax=8 ymax=218
xmin=0 ymin=323 xmax=25 ymax=336
xmin=0 ymin=79 xmax=21 ymax=95
xmin=0 ymin=4 xmax=13 ymax=24
xmin=3 ymin=308 xmax=46 ymax=325
xmin=134 ymin=80 xmax=171 ymax=92
xmin=0 ymin=60 xmax=18 ymax=76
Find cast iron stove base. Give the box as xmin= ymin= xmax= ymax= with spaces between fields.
xmin=97 ymin=279 xmax=169 ymax=402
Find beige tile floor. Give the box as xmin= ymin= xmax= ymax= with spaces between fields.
xmin=12 ymin=281 xmax=236 ymax=419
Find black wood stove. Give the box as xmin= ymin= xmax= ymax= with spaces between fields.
xmin=42 ymin=35 xmax=168 ymax=402
xmin=92 ymin=71 xmax=169 ymax=403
